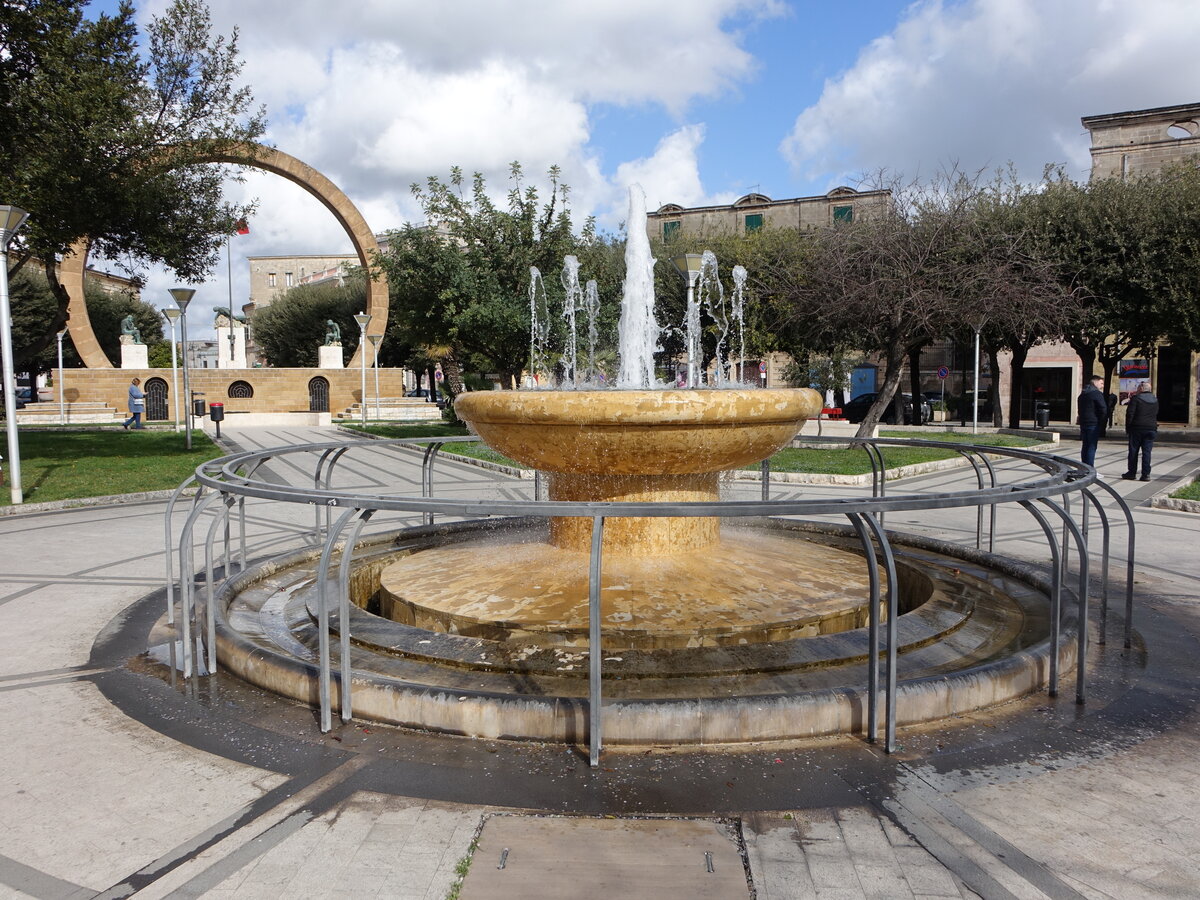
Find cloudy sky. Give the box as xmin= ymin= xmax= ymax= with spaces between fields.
xmin=95 ymin=0 xmax=1200 ymax=336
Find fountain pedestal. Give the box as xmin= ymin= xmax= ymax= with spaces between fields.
xmin=455 ymin=388 xmax=823 ymax=557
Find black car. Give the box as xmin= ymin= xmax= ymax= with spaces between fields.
xmin=842 ymin=392 xmax=932 ymax=424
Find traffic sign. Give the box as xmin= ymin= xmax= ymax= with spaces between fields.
xmin=936 ymin=366 xmax=949 ymax=379
xmin=758 ymin=362 xmax=767 ymax=373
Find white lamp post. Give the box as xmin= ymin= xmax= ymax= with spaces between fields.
xmin=56 ymin=328 xmax=67 ymax=425
xmin=0 ymin=205 xmax=30 ymax=504
xmin=170 ymin=288 xmax=196 ymax=450
xmin=162 ymin=308 xmax=182 ymax=431
xmin=354 ymin=312 xmax=371 ymax=426
xmin=671 ymin=254 xmax=704 ymax=387
xmin=368 ymin=333 xmax=383 ymax=422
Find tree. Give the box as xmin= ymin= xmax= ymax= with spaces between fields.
xmin=375 ymin=164 xmax=590 ymax=390
xmin=1012 ymin=164 xmax=1200 ymax=397
xmin=251 ymin=280 xmax=366 ymax=368
xmin=1 ymin=0 xmax=265 ymax=367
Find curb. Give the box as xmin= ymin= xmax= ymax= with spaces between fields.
xmin=1149 ymin=465 xmax=1200 ymax=514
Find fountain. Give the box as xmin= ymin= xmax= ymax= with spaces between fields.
xmin=166 ymin=184 xmax=1100 ymax=755
xmin=382 ymin=186 xmax=822 ymax=649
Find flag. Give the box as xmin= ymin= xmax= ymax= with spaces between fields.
xmin=235 ymin=219 xmax=249 ymax=235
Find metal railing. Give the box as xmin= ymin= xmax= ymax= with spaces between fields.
xmin=163 ymin=434 xmax=1136 ymax=766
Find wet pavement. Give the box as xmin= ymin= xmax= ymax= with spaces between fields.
xmin=0 ymin=427 xmax=1198 ymax=898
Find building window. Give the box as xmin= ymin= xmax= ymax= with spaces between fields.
xmin=833 ymin=205 xmax=854 ymax=223
xmin=268 ymin=272 xmax=277 ymax=287
xmin=744 ymin=214 xmax=763 ymax=233
xmin=663 ymin=220 xmax=681 ymax=240
xmin=285 ymin=272 xmax=293 ymax=287
xmin=228 ymin=380 xmax=254 ymax=399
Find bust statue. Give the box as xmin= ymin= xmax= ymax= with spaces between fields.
xmin=120 ymin=314 xmax=142 ymax=344
xmin=324 ymin=319 xmax=341 ymax=346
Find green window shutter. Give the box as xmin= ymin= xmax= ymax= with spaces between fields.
xmin=663 ymin=220 xmax=681 ymax=240
xmin=833 ymin=205 xmax=853 ymax=223
xmin=744 ymin=213 xmax=763 ymax=232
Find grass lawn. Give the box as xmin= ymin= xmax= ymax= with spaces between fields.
xmin=757 ymin=430 xmax=1046 ymax=477
xmin=2 ymin=429 xmax=222 ymax=506
xmin=352 ymin=423 xmax=469 ymax=440
xmin=1170 ymin=480 xmax=1200 ymax=502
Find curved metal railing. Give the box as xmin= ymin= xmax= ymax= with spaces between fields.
xmin=163 ymin=434 xmax=1136 ymax=765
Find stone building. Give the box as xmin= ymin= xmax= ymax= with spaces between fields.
xmin=645 ymin=187 xmax=891 ymax=243
xmin=245 ymin=254 xmax=358 ymax=317
xmin=999 ymin=102 xmax=1200 ymax=428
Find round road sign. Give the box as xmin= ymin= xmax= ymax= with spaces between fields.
xmin=936 ymin=366 xmax=950 ymax=379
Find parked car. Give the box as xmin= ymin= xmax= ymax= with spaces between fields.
xmin=16 ymin=387 xmax=53 ymax=402
xmin=842 ymin=392 xmax=933 ymax=425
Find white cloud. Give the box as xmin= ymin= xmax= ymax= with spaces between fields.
xmin=122 ymin=1 xmax=782 ymax=333
xmin=613 ymin=125 xmax=737 ymax=215
xmin=781 ymin=0 xmax=1200 ymax=188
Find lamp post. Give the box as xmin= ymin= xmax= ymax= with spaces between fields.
xmin=354 ymin=312 xmax=371 ymax=426
xmin=170 ymin=288 xmax=196 ymax=450
xmin=368 ymin=333 xmax=383 ymax=421
xmin=0 ymin=205 xmax=30 ymax=504
xmin=56 ymin=329 xmax=67 ymax=425
xmin=162 ymin=308 xmax=182 ymax=431
xmin=671 ymin=254 xmax=704 ymax=387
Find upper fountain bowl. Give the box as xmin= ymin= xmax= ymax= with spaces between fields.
xmin=455 ymin=388 xmax=824 ymax=476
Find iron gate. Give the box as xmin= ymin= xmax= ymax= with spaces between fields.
xmin=308 ymin=376 xmax=329 ymax=412
xmin=145 ymin=377 xmax=169 ymax=421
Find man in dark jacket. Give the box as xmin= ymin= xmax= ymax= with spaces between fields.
xmin=1077 ymin=375 xmax=1107 ymax=467
xmin=1122 ymin=381 xmax=1159 ymax=481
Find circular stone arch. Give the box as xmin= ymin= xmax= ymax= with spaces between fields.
xmin=60 ymin=142 xmax=387 ymax=369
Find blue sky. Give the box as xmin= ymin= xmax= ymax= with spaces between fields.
xmin=85 ymin=0 xmax=1200 ymax=335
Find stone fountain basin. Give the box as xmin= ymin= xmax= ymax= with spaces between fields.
xmin=454 ymin=388 xmax=823 ymax=475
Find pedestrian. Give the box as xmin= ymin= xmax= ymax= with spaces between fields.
xmin=1076 ymin=374 xmax=1107 ymax=468
xmin=123 ymin=377 xmax=145 ymax=430
xmin=1122 ymin=381 xmax=1159 ymax=482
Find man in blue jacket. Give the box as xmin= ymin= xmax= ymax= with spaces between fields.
xmin=1122 ymin=381 xmax=1159 ymax=481
xmin=1077 ymin=374 xmax=1107 ymax=468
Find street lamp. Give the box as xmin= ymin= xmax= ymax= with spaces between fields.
xmin=56 ymin=329 xmax=67 ymax=426
xmin=354 ymin=312 xmax=371 ymax=426
xmin=671 ymin=254 xmax=704 ymax=387
xmin=170 ymin=288 xmax=196 ymax=450
xmin=367 ymin=332 xmax=383 ymax=422
xmin=0 ymin=205 xmax=30 ymax=504
xmin=162 ymin=308 xmax=182 ymax=431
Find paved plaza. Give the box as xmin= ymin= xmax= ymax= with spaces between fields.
xmin=1 ymin=426 xmax=1198 ymax=899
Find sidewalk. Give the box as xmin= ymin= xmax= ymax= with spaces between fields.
xmin=0 ymin=427 xmax=1198 ymax=899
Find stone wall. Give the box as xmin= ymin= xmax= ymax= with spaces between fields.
xmin=64 ymin=367 xmax=411 ymax=415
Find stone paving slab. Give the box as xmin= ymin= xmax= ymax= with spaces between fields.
xmin=460 ymin=816 xmax=748 ymax=900
xmin=0 ymin=428 xmax=1198 ymax=900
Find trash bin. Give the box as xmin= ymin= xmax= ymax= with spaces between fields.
xmin=1034 ymin=401 xmax=1050 ymax=429
xmin=192 ymin=397 xmax=207 ymax=417
xmin=208 ymin=402 xmax=224 ymax=422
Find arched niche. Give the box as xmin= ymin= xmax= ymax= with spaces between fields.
xmin=61 ymin=142 xmax=388 ymax=369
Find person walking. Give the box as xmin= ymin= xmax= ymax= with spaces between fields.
xmin=1122 ymin=381 xmax=1159 ymax=481
xmin=1076 ymin=374 xmax=1107 ymax=468
xmin=123 ymin=378 xmax=145 ymax=430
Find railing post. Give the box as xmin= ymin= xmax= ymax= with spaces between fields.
xmin=588 ymin=515 xmax=606 ymax=768
xmin=317 ymin=507 xmax=358 ymax=732
xmin=336 ymin=509 xmax=374 ymax=723
xmin=863 ymin=512 xmax=898 ymax=753
xmin=847 ymin=513 xmax=881 ymax=743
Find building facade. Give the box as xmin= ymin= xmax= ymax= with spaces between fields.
xmin=1082 ymin=102 xmax=1200 ymax=181
xmin=245 ymin=254 xmax=359 ymax=316
xmin=645 ymin=187 xmax=891 ymax=243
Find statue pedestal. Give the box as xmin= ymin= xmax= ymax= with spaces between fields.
xmin=318 ymin=345 xmax=343 ymax=369
xmin=121 ymin=343 xmax=148 ymax=369
xmin=216 ymin=325 xmax=247 ymax=369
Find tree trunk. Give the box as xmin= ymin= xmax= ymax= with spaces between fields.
xmin=1007 ymin=344 xmax=1029 ymax=429
xmin=908 ymin=346 xmax=923 ymax=426
xmin=1069 ymin=339 xmax=1096 ymax=386
xmin=986 ymin=344 xmax=1003 ymax=427
xmin=440 ymin=350 xmax=466 ymax=397
xmin=857 ymin=356 xmax=905 ymax=438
